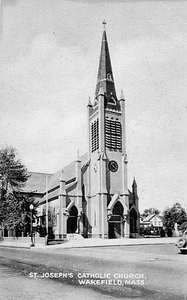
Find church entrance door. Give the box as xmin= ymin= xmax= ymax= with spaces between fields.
xmin=67 ymin=205 xmax=78 ymax=234
xmin=108 ymin=201 xmax=124 ymax=239
xmin=108 ymin=216 xmax=123 ymax=238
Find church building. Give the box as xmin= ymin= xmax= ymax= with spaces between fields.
xmin=37 ymin=24 xmax=140 ymax=240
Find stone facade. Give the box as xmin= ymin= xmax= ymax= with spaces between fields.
xmin=37 ymin=26 xmax=140 ymax=240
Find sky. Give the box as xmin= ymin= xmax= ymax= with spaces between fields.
xmin=0 ymin=0 xmax=187 ymax=213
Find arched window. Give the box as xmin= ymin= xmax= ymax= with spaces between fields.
xmin=113 ymin=201 xmax=124 ymax=216
xmin=67 ymin=205 xmax=78 ymax=233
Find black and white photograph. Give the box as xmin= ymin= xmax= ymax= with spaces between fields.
xmin=0 ymin=0 xmax=187 ymax=299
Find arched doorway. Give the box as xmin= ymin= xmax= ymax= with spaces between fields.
xmin=67 ymin=206 xmax=78 ymax=234
xmin=130 ymin=208 xmax=137 ymax=235
xmin=108 ymin=201 xmax=124 ymax=239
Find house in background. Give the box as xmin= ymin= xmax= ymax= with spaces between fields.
xmin=140 ymin=214 xmax=163 ymax=235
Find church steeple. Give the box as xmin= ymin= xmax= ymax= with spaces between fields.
xmin=95 ymin=21 xmax=117 ymax=103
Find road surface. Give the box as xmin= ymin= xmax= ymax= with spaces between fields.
xmin=0 ymin=244 xmax=187 ymax=300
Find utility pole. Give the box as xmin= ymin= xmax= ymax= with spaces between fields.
xmin=45 ymin=175 xmax=48 ymax=245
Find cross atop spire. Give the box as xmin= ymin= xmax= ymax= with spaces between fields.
xmin=102 ymin=20 xmax=106 ymax=31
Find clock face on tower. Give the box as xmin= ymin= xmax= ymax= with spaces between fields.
xmin=108 ymin=160 xmax=118 ymax=172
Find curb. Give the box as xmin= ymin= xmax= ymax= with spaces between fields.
xmin=45 ymin=242 xmax=176 ymax=250
xmin=0 ymin=238 xmax=178 ymax=250
xmin=0 ymin=244 xmax=31 ymax=249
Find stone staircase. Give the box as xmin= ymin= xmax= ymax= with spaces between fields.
xmin=66 ymin=234 xmax=84 ymax=240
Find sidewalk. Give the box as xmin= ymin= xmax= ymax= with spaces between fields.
xmin=0 ymin=240 xmax=31 ymax=249
xmin=0 ymin=236 xmax=46 ymax=249
xmin=0 ymin=236 xmax=179 ymax=250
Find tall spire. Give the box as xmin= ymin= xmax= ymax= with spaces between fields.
xmin=95 ymin=21 xmax=117 ymax=102
xmin=132 ymin=177 xmax=137 ymax=188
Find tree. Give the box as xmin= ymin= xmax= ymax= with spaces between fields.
xmin=162 ymin=203 xmax=187 ymax=230
xmin=6 ymin=192 xmax=38 ymax=236
xmin=0 ymin=146 xmax=37 ymax=236
xmin=0 ymin=146 xmax=29 ymax=195
xmin=141 ymin=207 xmax=160 ymax=219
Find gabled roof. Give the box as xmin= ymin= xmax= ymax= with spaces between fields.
xmin=143 ymin=214 xmax=162 ymax=222
xmin=39 ymin=152 xmax=89 ymax=203
xmin=22 ymin=172 xmax=53 ymax=194
xmin=47 ymin=152 xmax=88 ymax=191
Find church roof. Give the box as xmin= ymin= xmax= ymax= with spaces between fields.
xmin=39 ymin=152 xmax=89 ymax=203
xmin=22 ymin=172 xmax=53 ymax=194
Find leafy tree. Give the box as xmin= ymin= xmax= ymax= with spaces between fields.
xmin=162 ymin=203 xmax=187 ymax=230
xmin=141 ymin=207 xmax=160 ymax=219
xmin=6 ymin=192 xmax=38 ymax=236
xmin=0 ymin=146 xmax=29 ymax=194
xmin=0 ymin=146 xmax=37 ymax=236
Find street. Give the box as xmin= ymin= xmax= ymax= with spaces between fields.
xmin=0 ymin=244 xmax=187 ymax=300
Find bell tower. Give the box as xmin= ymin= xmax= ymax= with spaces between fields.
xmin=87 ymin=22 xmax=129 ymax=238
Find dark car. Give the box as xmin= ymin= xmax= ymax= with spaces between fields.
xmin=176 ymin=230 xmax=187 ymax=254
